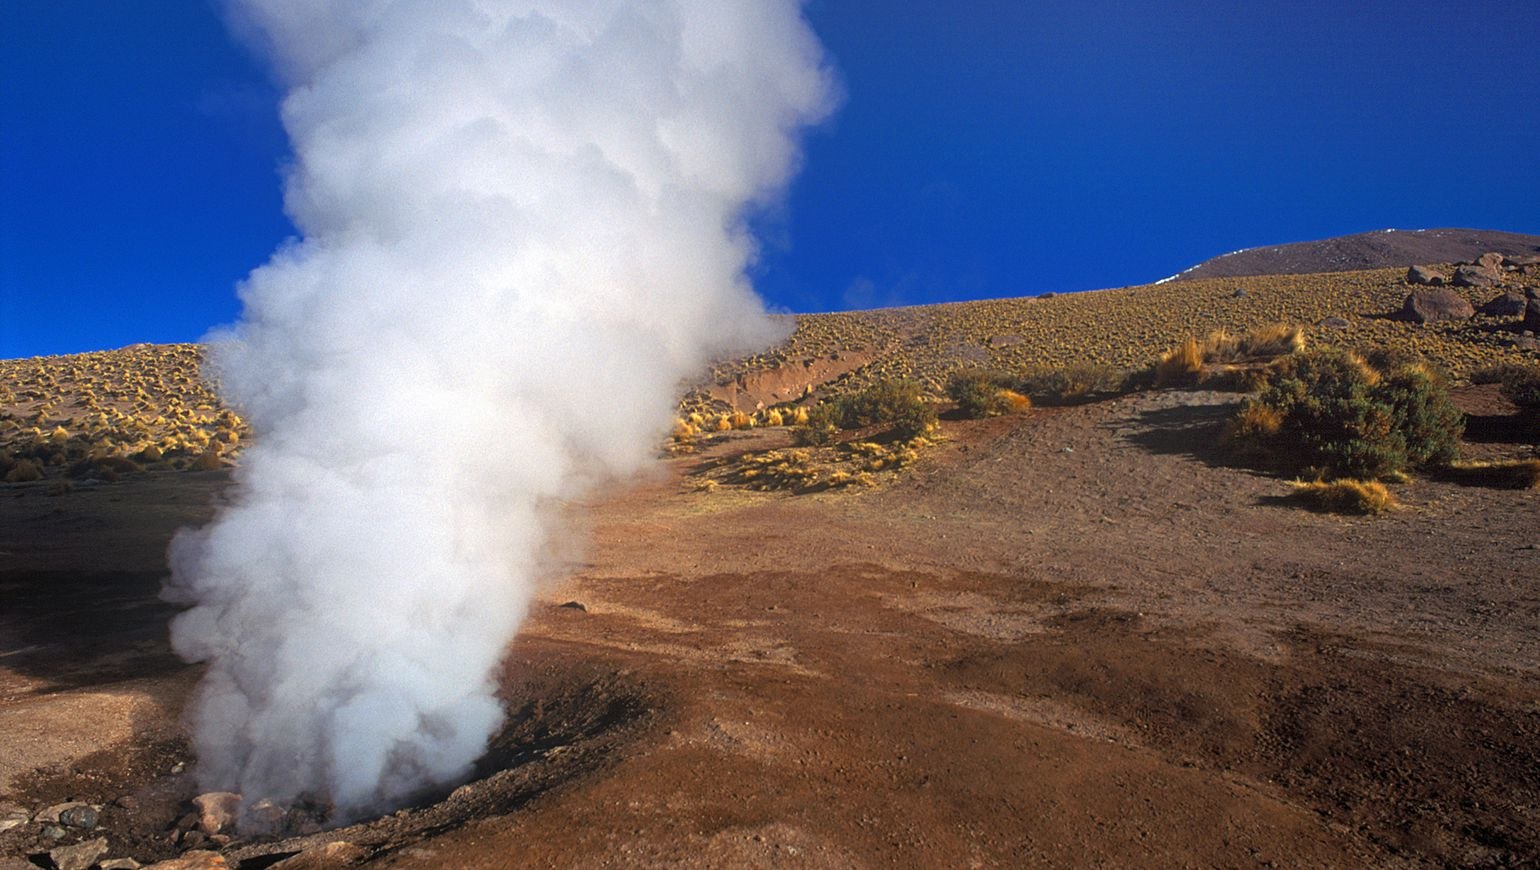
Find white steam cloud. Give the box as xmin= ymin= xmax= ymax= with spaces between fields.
xmin=165 ymin=0 xmax=834 ymax=816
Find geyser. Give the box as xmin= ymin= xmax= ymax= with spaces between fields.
xmin=165 ymin=0 xmax=834 ymax=817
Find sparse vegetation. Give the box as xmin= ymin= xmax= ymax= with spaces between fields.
xmin=794 ymin=379 xmax=938 ymax=444
xmin=1287 ymin=479 xmax=1398 ymax=514
xmin=1227 ymin=348 xmax=1463 ymax=479
xmin=1014 ymin=363 xmax=1127 ymax=405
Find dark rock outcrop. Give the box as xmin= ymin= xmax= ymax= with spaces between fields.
xmin=1400 ymin=289 xmax=1475 ymax=323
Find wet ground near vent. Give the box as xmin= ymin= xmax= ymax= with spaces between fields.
xmin=3 ymin=388 xmax=1539 ymax=867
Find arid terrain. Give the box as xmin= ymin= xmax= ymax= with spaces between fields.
xmin=3 ymin=252 xmax=1539 ymax=868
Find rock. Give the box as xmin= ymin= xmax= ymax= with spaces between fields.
xmin=1476 ymin=252 xmax=1505 ymax=271
xmin=1452 ymin=264 xmax=1502 ymax=287
xmin=1231 ymin=288 xmax=1247 ymax=298
xmin=191 ymin=792 xmax=241 ymax=835
xmin=114 ymin=796 xmax=140 ymax=811
xmin=1503 ymin=254 xmax=1540 ymax=267
xmin=1406 ymin=264 xmax=1448 ymax=285
xmin=101 ymin=860 xmax=143 ymax=870
xmin=59 ymin=804 xmax=99 ymax=830
xmin=0 ymin=816 xmax=24 ymax=834
xmin=1525 ymin=298 xmax=1540 ymax=333
xmin=35 ymin=802 xmax=89 ymax=824
xmin=1400 ymin=289 xmax=1475 ymax=323
xmin=1527 ymin=287 xmax=1540 ymax=300
xmin=1478 ymin=291 xmax=1528 ymax=317
xmin=557 ymin=600 xmax=586 ymax=611
xmin=0 ymin=858 xmax=41 ymax=870
xmin=143 ymin=851 xmax=228 ymax=870
xmin=41 ymin=824 xmax=68 ymax=840
xmin=49 ymin=837 xmax=108 ymax=870
xmin=269 ymin=841 xmax=369 ymax=869
xmin=1318 ymin=316 xmax=1350 ymax=329
xmin=180 ymin=829 xmax=209 ymax=849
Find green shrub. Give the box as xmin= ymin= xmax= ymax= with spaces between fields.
xmin=946 ymin=370 xmax=1015 ymax=418
xmin=791 ymin=403 xmax=840 ymax=446
xmin=1015 ymin=364 xmax=1126 ymax=405
xmin=1498 ymin=363 xmax=1540 ymax=409
xmin=794 ymin=380 xmax=938 ymax=442
xmin=1232 ymin=349 xmax=1463 ymax=479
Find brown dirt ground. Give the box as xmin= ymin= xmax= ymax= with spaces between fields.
xmin=2 ymin=388 xmax=1538 ymax=868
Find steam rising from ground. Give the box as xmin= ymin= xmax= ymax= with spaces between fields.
xmin=166 ymin=0 xmax=833 ymax=817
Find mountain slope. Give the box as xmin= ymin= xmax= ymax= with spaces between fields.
xmin=1167 ymin=228 xmax=1540 ymax=282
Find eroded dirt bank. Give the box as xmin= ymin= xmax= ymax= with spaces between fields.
xmin=2 ymin=390 xmax=1537 ymax=867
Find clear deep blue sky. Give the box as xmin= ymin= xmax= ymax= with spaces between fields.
xmin=3 ymin=2 xmax=1537 ymax=358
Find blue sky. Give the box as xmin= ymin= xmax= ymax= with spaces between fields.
xmin=3 ymin=1 xmax=1537 ymax=358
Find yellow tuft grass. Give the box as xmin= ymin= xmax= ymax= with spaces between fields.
xmin=1439 ymin=459 xmax=1540 ymax=490
xmin=1154 ymin=338 xmax=1204 ymax=386
xmin=999 ymin=389 xmax=1032 ymax=413
xmin=1287 ymin=479 xmax=1397 ymax=514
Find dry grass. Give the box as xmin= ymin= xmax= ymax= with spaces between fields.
xmin=1287 ymin=479 xmax=1399 ymax=514
xmin=695 ymin=434 xmax=936 ymax=495
xmin=690 ymin=267 xmax=1534 ymax=415
xmin=0 ymin=344 xmax=250 ymax=483
xmin=1438 ymin=459 xmax=1540 ymax=490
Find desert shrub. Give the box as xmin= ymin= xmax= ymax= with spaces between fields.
xmin=1287 ymin=479 xmax=1397 ymax=514
xmin=729 ymin=410 xmax=753 ymax=430
xmin=1208 ymin=324 xmax=1306 ymax=362
xmin=946 ymin=370 xmax=1022 ymax=418
xmin=1016 ymin=364 xmax=1125 ymax=404
xmin=5 ymin=459 xmax=44 ymax=483
xmin=792 ymin=403 xmax=840 ymax=446
xmin=1228 ymin=349 xmax=1463 ymax=479
xmin=1497 ymin=363 xmax=1540 ymax=410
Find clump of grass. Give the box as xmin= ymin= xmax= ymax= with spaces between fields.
xmin=1287 ymin=479 xmax=1398 ymax=514
xmin=1438 ymin=459 xmax=1540 ymax=490
xmin=1226 ymin=348 xmax=1463 ymax=479
xmin=1154 ymin=338 xmax=1204 ymax=386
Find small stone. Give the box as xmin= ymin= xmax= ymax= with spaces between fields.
xmin=1231 ymin=288 xmax=1247 ymax=298
xmin=1406 ymin=264 xmax=1448 ymax=286
xmin=114 ymin=795 xmax=140 ymax=811
xmin=50 ymin=837 xmax=109 ymax=870
xmin=558 ymin=600 xmax=586 ymax=611
xmin=1318 ymin=316 xmax=1350 ymax=329
xmin=34 ymin=801 xmax=88 ymax=824
xmin=181 ymin=829 xmax=209 ymax=849
xmin=269 ymin=841 xmax=369 ymax=869
xmin=101 ymin=860 xmax=144 ymax=870
xmin=41 ymin=824 xmax=68 ymax=840
xmin=169 ymin=762 xmax=186 ymax=775
xmin=0 ymin=817 xmax=23 ymax=833
xmin=59 ymin=804 xmax=100 ymax=830
xmin=191 ymin=792 xmax=242 ymax=835
xmin=143 ymin=851 xmax=228 ymax=870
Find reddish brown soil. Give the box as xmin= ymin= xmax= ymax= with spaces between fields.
xmin=2 ymin=389 xmax=1538 ymax=867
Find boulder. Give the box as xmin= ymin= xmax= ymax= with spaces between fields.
xmin=1476 ymin=252 xmax=1505 ymax=271
xmin=191 ymin=792 xmax=241 ymax=835
xmin=1478 ymin=291 xmax=1528 ymax=317
xmin=1400 ymin=289 xmax=1475 ymax=323
xmin=1503 ymin=254 xmax=1540 ymax=267
xmin=1525 ymin=298 xmax=1540 ymax=333
xmin=49 ymin=837 xmax=108 ymax=870
xmin=1452 ymin=264 xmax=1503 ymax=287
xmin=1406 ymin=264 xmax=1447 ymax=286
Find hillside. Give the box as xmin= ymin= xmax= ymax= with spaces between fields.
xmin=1166 ymin=228 xmax=1540 ymax=282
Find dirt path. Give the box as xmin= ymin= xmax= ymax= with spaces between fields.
xmin=2 ymin=390 xmax=1537 ymax=867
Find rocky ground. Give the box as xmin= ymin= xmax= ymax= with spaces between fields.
xmin=2 ymin=382 xmax=1536 ymax=868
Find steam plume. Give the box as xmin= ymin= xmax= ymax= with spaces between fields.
xmin=166 ymin=0 xmax=834 ymax=816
